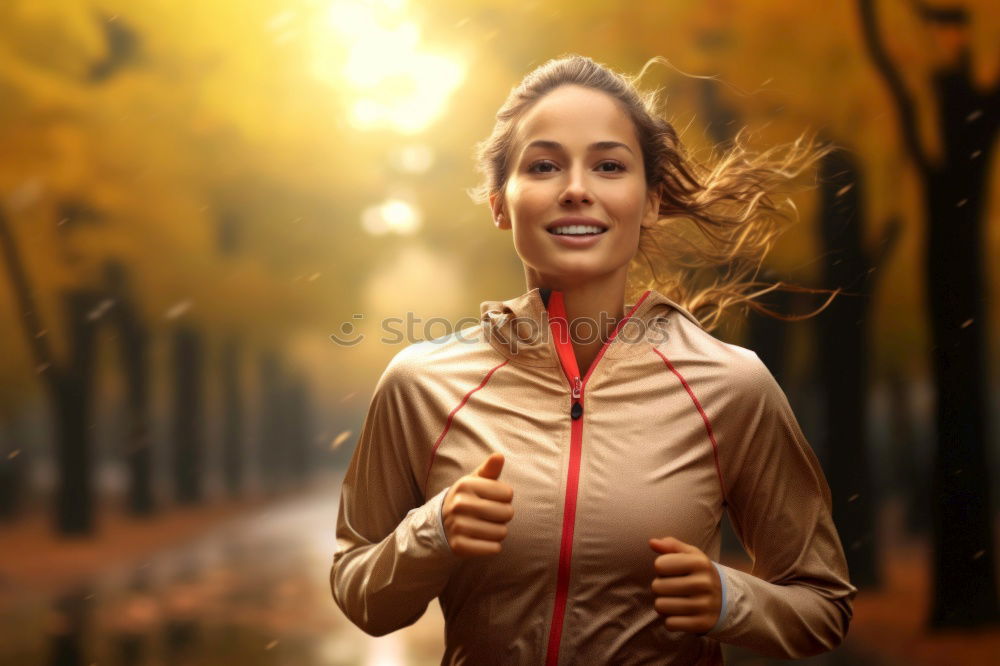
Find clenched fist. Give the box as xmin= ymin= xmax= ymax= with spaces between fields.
xmin=649 ymin=536 xmax=723 ymax=635
xmin=442 ymin=452 xmax=514 ymax=557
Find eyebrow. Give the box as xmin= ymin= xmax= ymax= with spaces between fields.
xmin=522 ymin=139 xmax=634 ymax=156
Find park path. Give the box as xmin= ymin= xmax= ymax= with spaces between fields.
xmin=0 ymin=476 xmax=959 ymax=665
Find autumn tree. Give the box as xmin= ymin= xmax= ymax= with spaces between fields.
xmin=858 ymin=0 xmax=999 ymax=627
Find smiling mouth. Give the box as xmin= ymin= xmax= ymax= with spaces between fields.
xmin=546 ymin=225 xmax=608 ymax=236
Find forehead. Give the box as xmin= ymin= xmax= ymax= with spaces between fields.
xmin=513 ymin=84 xmax=638 ymax=154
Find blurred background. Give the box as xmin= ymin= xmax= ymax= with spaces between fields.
xmin=0 ymin=0 xmax=998 ymax=664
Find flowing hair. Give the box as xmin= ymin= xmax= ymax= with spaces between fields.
xmin=466 ymin=53 xmax=840 ymax=332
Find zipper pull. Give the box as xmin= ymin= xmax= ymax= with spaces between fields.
xmin=572 ymin=375 xmax=582 ymax=399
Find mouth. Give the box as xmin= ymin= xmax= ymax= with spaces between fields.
xmin=545 ymin=218 xmax=609 ymax=236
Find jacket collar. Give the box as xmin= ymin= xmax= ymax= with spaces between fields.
xmin=478 ymin=285 xmax=703 ymax=367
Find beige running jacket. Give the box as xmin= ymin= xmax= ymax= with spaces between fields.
xmin=331 ymin=285 xmax=857 ymax=665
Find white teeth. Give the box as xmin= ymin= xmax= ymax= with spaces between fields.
xmin=549 ymin=224 xmax=606 ymax=235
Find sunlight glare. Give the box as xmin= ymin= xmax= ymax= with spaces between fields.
xmin=314 ymin=0 xmax=466 ymax=134
xmin=361 ymin=198 xmax=422 ymax=236
xmin=390 ymin=144 xmax=434 ymax=173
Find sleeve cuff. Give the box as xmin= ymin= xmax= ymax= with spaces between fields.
xmin=436 ymin=484 xmax=450 ymax=548
xmin=402 ymin=485 xmax=454 ymax=557
xmin=706 ymin=560 xmax=730 ymax=635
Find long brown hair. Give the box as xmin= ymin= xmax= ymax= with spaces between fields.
xmin=467 ymin=53 xmax=840 ymax=332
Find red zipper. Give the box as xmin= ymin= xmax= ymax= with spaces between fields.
xmin=543 ymin=288 xmax=651 ymax=666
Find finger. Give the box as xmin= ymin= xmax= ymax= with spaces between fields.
xmin=652 ymin=552 xmax=702 ymax=577
xmin=449 ymin=515 xmax=509 ymax=542
xmin=653 ymin=595 xmax=707 ymax=617
xmin=450 ymin=492 xmax=515 ymax=523
xmin=649 ymin=536 xmax=697 ymax=554
xmin=651 ymin=571 xmax=712 ymax=596
xmin=450 ymin=535 xmax=502 ymax=556
xmin=474 ymin=452 xmax=505 ymax=480
xmin=461 ymin=476 xmax=514 ymax=503
xmin=662 ymin=614 xmax=709 ymax=634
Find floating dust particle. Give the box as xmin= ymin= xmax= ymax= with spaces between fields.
xmin=331 ymin=431 xmax=352 ymax=450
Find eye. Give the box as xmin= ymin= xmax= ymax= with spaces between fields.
xmin=527 ymin=160 xmax=557 ymax=173
xmin=527 ymin=160 xmax=626 ymax=174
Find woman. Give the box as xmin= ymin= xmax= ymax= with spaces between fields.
xmin=331 ymin=54 xmax=857 ymax=665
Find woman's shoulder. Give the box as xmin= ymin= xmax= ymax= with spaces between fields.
xmin=653 ymin=308 xmax=779 ymax=399
xmin=376 ymin=322 xmax=495 ymax=386
xmin=655 ymin=304 xmax=762 ymax=368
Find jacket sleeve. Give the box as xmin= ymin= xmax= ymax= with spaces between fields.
xmin=704 ymin=351 xmax=858 ymax=658
xmin=329 ymin=354 xmax=463 ymax=636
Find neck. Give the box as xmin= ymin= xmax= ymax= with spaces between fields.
xmin=526 ymin=266 xmax=629 ymax=375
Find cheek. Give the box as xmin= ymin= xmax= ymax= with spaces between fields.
xmin=602 ymin=183 xmax=647 ymax=219
xmin=508 ymin=179 xmax=550 ymax=214
xmin=609 ymin=223 xmax=642 ymax=258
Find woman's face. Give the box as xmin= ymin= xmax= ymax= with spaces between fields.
xmin=490 ymin=84 xmax=660 ymax=285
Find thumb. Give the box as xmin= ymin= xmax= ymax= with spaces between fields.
xmin=475 ymin=452 xmax=504 ymax=480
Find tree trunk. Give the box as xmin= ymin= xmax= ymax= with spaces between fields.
xmin=171 ymin=324 xmax=205 ymax=505
xmin=0 ymin=212 xmax=105 ymax=536
xmin=104 ymin=260 xmax=155 ymax=516
xmin=285 ymin=374 xmax=313 ymax=484
xmin=257 ymin=350 xmax=285 ymax=493
xmin=220 ymin=335 xmax=245 ymax=497
xmin=0 ymin=413 xmax=29 ymax=521
xmin=816 ymin=145 xmax=882 ymax=588
xmin=924 ymin=53 xmax=998 ymax=625
xmin=858 ymin=0 xmax=999 ymax=627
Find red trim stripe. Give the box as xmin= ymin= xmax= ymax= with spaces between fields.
xmin=651 ymin=347 xmax=729 ymax=507
xmin=422 ymin=359 xmax=509 ymax=492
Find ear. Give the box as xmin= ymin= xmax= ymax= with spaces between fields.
xmin=489 ymin=191 xmax=510 ymax=230
xmin=640 ymin=185 xmax=661 ymax=229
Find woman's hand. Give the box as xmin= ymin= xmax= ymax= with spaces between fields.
xmin=442 ymin=452 xmax=514 ymax=558
xmin=649 ymin=536 xmax=723 ymax=634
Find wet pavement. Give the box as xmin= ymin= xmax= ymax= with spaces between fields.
xmin=0 ymin=477 xmax=899 ymax=665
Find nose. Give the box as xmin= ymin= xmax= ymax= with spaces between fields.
xmin=559 ymin=165 xmax=592 ymax=206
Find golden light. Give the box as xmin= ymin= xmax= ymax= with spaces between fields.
xmin=389 ymin=143 xmax=435 ymax=174
xmin=362 ymin=243 xmax=465 ymax=325
xmin=361 ymin=198 xmax=422 ymax=236
xmin=312 ymin=0 xmax=466 ymax=135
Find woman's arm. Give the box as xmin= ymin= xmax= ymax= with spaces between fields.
xmin=705 ymin=352 xmax=858 ymax=658
xmin=330 ymin=356 xmax=462 ymax=636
